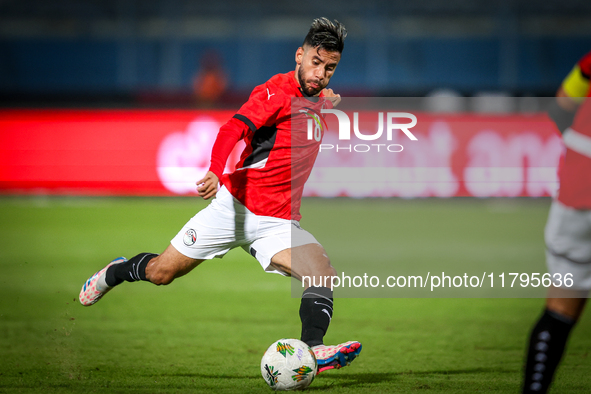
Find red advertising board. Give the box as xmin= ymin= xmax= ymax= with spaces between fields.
xmin=308 ymin=111 xmax=562 ymax=198
xmin=0 ymin=109 xmax=562 ymax=197
xmin=0 ymin=110 xmax=241 ymax=196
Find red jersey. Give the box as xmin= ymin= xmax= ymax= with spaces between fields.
xmin=579 ymin=51 xmax=591 ymax=79
xmin=557 ymin=50 xmax=591 ymax=209
xmin=208 ymin=71 xmax=332 ymax=220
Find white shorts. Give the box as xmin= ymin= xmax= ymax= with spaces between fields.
xmin=545 ymin=200 xmax=591 ymax=290
xmin=170 ymin=186 xmax=320 ymax=275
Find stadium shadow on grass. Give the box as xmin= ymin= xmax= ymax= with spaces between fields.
xmin=153 ymin=373 xmax=261 ymax=379
xmin=140 ymin=369 xmax=515 ymax=392
xmin=306 ymin=368 xmax=516 ymax=390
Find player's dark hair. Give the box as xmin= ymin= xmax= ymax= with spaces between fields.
xmin=303 ymin=17 xmax=347 ymax=53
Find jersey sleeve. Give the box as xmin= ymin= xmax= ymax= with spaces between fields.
xmin=208 ymin=117 xmax=250 ymax=179
xmin=578 ymin=50 xmax=591 ymax=79
xmin=234 ymin=82 xmax=285 ymax=131
xmin=562 ymin=50 xmax=591 ymax=100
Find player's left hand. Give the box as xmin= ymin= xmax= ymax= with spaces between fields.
xmin=322 ymin=88 xmax=341 ymax=107
xmin=196 ymin=171 xmax=219 ymax=200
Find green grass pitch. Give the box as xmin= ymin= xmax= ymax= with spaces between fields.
xmin=0 ymin=196 xmax=590 ymax=393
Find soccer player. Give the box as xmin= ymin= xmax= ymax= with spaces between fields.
xmin=79 ymin=17 xmax=361 ymax=374
xmin=522 ymin=50 xmax=591 ymax=393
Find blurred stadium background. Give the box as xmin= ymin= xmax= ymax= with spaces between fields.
xmin=2 ymin=0 xmax=590 ymax=197
xmin=1 ymin=0 xmax=591 ymax=107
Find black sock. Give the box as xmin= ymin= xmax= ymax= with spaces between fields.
xmin=104 ymin=253 xmax=158 ymax=287
xmin=300 ymin=286 xmax=333 ymax=347
xmin=523 ymin=309 xmax=576 ymax=393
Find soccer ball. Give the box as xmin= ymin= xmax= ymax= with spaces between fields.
xmin=260 ymin=338 xmax=317 ymax=391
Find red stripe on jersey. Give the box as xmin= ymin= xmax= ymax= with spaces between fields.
xmin=578 ymin=50 xmax=591 ymax=80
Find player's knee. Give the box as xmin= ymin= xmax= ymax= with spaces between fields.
xmin=316 ymin=251 xmax=334 ymax=271
xmin=326 ymin=264 xmax=337 ymax=277
xmin=310 ymin=256 xmax=336 ymax=278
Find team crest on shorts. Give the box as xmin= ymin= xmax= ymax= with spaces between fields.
xmin=183 ymin=229 xmax=197 ymax=246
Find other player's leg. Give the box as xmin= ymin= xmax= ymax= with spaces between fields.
xmin=271 ymin=244 xmax=362 ymax=373
xmin=79 ymin=186 xmax=241 ymax=306
xmin=79 ymin=244 xmax=204 ymax=306
xmin=522 ymin=201 xmax=591 ymax=393
xmin=522 ymin=287 xmax=587 ymax=393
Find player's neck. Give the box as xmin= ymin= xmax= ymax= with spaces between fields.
xmin=293 ymin=67 xmax=300 ymax=85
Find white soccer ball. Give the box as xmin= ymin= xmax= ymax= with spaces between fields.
xmin=260 ymin=338 xmax=318 ymax=391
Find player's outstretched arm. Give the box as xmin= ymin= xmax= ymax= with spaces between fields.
xmin=200 ymin=117 xmax=250 ymax=200
xmin=196 ymin=171 xmax=219 ymax=200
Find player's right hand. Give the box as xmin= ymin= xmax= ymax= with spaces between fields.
xmin=196 ymin=171 xmax=219 ymax=200
xmin=322 ymin=88 xmax=341 ymax=107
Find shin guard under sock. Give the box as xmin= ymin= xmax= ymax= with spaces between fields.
xmin=300 ymin=286 xmax=334 ymax=347
xmin=104 ymin=253 xmax=158 ymax=287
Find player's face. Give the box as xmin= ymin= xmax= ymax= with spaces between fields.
xmin=295 ymin=45 xmax=341 ymax=96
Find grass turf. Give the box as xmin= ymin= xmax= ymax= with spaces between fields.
xmin=0 ymin=196 xmax=590 ymax=393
